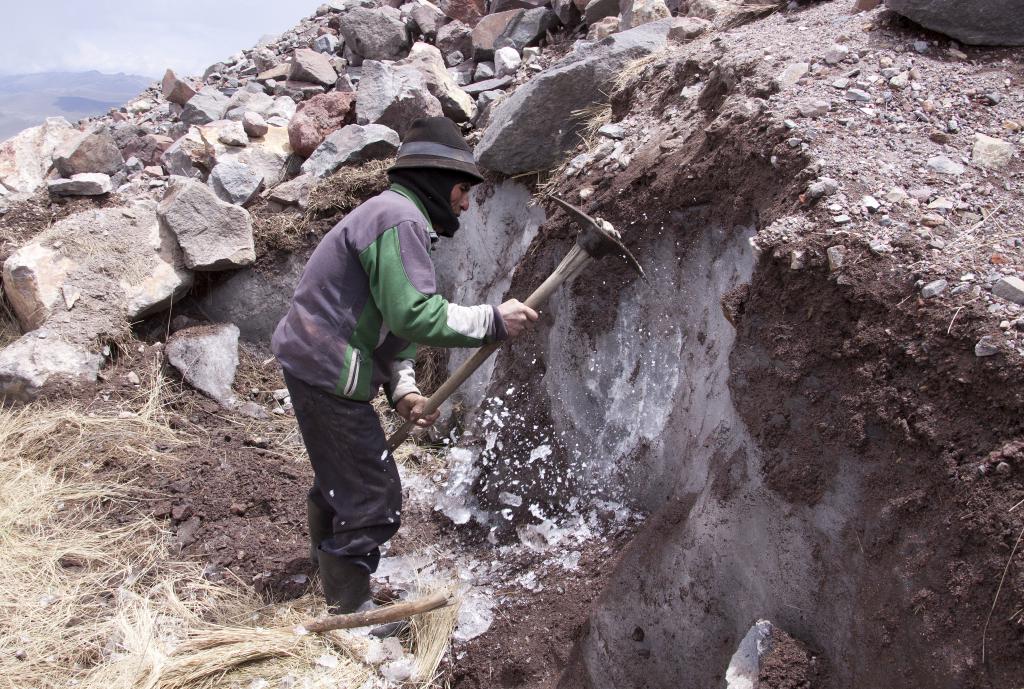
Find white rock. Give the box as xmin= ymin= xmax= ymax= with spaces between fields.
xmin=217 ymin=120 xmax=249 ymax=147
xmin=166 ymin=324 xmax=241 ymax=404
xmin=47 ymin=173 xmax=112 ymax=196
xmin=927 ymin=155 xmax=965 ymax=175
xmin=494 ymin=47 xmax=522 ymax=78
xmin=993 ymin=276 xmax=1024 ymax=305
xmin=972 ymin=133 xmax=1014 ymax=170
xmin=0 ymin=117 xmax=78 ymax=194
xmin=157 ymin=176 xmax=255 ymax=270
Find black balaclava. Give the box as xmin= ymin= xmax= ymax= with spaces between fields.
xmin=388 ymin=167 xmax=477 ymax=238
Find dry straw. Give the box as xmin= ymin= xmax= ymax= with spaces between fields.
xmin=0 ymin=364 xmax=460 ymax=689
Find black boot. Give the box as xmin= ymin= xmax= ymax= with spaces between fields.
xmin=306 ymin=496 xmax=334 ymax=566
xmin=318 ymin=550 xmax=371 ymax=614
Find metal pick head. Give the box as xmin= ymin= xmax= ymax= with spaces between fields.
xmin=549 ymin=195 xmax=647 ymax=281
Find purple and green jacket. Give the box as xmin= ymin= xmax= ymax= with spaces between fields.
xmin=272 ymin=184 xmax=507 ymax=403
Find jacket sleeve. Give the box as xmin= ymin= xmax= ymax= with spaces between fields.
xmin=385 ymin=343 xmax=420 ymax=405
xmin=359 ymin=220 xmax=508 ymax=347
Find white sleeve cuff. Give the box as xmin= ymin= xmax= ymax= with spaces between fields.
xmin=389 ymin=358 xmax=420 ymax=404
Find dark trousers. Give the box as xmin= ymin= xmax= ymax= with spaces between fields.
xmin=284 ymin=370 xmax=401 ymax=573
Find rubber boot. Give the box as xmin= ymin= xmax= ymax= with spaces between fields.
xmin=306 ymin=496 xmax=334 ymax=566
xmin=317 ymin=550 xmax=371 ymax=614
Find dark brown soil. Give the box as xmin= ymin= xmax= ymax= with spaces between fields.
xmin=759 ymin=626 xmax=822 ymax=689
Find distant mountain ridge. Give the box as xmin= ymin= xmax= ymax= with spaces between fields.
xmin=0 ymin=70 xmax=154 ymax=141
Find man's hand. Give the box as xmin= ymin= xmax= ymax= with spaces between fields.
xmin=396 ymin=393 xmax=440 ymax=428
xmin=498 ymin=299 xmax=539 ymax=337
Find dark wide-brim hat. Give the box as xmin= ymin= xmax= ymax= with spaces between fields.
xmin=389 ymin=116 xmax=485 ymax=183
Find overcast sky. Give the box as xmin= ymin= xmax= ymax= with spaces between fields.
xmin=0 ymin=1 xmax=319 ymax=79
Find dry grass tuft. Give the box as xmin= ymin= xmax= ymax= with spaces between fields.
xmin=0 ymin=287 xmax=20 ymax=348
xmin=307 ymin=159 xmax=394 ymax=218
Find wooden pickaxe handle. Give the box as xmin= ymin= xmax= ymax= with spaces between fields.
xmin=386 ymin=244 xmax=592 ymax=450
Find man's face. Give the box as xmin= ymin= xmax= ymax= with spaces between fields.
xmin=450 ymin=182 xmax=473 ymax=215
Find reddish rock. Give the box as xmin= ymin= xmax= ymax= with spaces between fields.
xmin=287 ymin=91 xmax=358 ymax=158
xmin=471 ymin=9 xmax=524 ymax=59
xmin=161 ymin=69 xmax=196 ymax=106
xmin=440 ymin=0 xmax=486 ymax=25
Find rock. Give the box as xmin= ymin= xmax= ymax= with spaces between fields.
xmin=180 ymin=87 xmax=230 ymax=126
xmin=338 ymin=7 xmax=411 ymax=61
xmin=921 ymin=279 xmax=948 ymax=298
xmin=0 ymin=117 xmax=78 ymax=194
xmin=397 ymin=43 xmax=478 ymax=122
xmin=157 ymin=177 xmax=256 ymax=270
xmin=243 ymin=111 xmax=269 ymax=138
xmin=254 ymin=48 xmax=280 ymax=72
xmin=217 ymin=120 xmax=249 ymax=147
xmin=774 ymin=62 xmax=809 ymax=91
xmin=472 ymin=9 xmax=524 ymax=60
xmin=288 ymin=92 xmax=357 ymax=158
xmin=884 ymin=0 xmax=1024 ymax=47
xmin=583 ymin=0 xmax=618 ymax=24
xmin=993 ymin=276 xmax=1024 ymax=304
xmin=0 ymin=328 xmax=104 ymax=402
xmin=598 ymin=123 xmax=625 ymax=139
xmin=668 ymin=16 xmax=711 ymax=41
xmin=2 ymin=202 xmax=192 ymax=331
xmin=411 ymin=1 xmax=447 ymax=39
xmin=475 ymin=61 xmax=496 ymax=81
xmin=477 ymin=18 xmax=672 ymax=175
xmin=161 ymin=69 xmax=196 ymax=106
xmin=313 ymin=33 xmax=341 ymax=54
xmin=975 ymin=336 xmax=1000 ymax=357
xmin=208 ymin=161 xmax=264 ymax=206
xmin=53 ymin=127 xmax=124 ymax=177
xmin=160 ymin=127 xmax=208 ymax=179
xmin=926 ymin=155 xmax=965 ymax=175
xmin=198 ymin=122 xmax=294 ymax=187
xmin=862 ymin=195 xmax=881 ymax=212
xmin=725 ymin=620 xmax=773 ymax=689
xmin=552 ymin=0 xmax=581 ymax=27
xmin=437 ymin=20 xmax=474 ymax=57
xmin=889 ymin=71 xmax=910 ymax=89
xmin=826 ymin=245 xmax=845 ymax=271
xmin=845 ymin=88 xmax=872 ymax=102
xmin=494 ymin=46 xmax=522 ymax=78
xmin=355 ymin=61 xmax=444 ymax=136
xmin=300 ymin=124 xmax=400 ymax=178
xmin=268 ymin=96 xmax=298 ymax=122
xmin=587 ymin=16 xmax=620 ymax=40
xmin=463 ymin=76 xmax=514 ymax=96
xmin=166 ymin=324 xmax=241 ymax=404
xmin=972 ymin=133 xmax=1014 ymax=170
xmin=446 ymin=50 xmax=466 ymax=66
xmin=806 ymin=177 xmax=839 ymax=200
xmin=289 ymin=48 xmax=338 ymax=86
xmin=47 ymin=173 xmax=112 ymax=196
xmin=267 ymin=173 xmax=315 ymax=209
xmin=194 ymin=253 xmax=306 ymax=343
xmin=438 ymin=0 xmax=485 ymax=24
xmin=620 ymin=0 xmax=671 ymax=31
xmin=111 ymin=125 xmax=174 ymax=167
xmin=224 ymin=89 xmax=277 ymax=120
xmin=493 ymin=7 xmax=557 ymax=54
xmin=798 ymin=99 xmax=829 ymax=118
xmin=686 ymin=0 xmax=732 ymax=18
xmin=822 ymin=44 xmax=850 ymax=65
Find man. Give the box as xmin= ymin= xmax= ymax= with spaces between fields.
xmin=271 ymin=117 xmax=538 ymax=614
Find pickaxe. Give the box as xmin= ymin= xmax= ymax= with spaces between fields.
xmin=386 ymin=195 xmax=646 ymax=450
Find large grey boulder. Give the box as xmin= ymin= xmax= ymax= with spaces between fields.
xmin=355 ymin=60 xmax=444 ymax=136
xmin=166 ymin=323 xmax=240 ymax=404
xmin=437 ymin=20 xmax=474 ymax=57
xmin=0 ymin=117 xmax=78 ymax=194
xmin=2 ymin=201 xmax=192 ymax=331
xmin=476 ymin=18 xmax=672 ymax=174
xmin=885 ymin=0 xmax=1024 ymax=46
xmin=181 ymin=87 xmax=230 ymax=126
xmin=289 ymin=48 xmax=338 ymax=86
xmin=157 ymin=177 xmax=256 ymax=271
xmin=472 ymin=9 xmax=524 ymax=60
xmin=620 ymin=0 xmax=670 ymax=30
xmin=195 ymin=253 xmax=306 ymax=342
xmin=224 ymin=88 xmax=276 ymax=120
xmin=339 ymin=7 xmax=412 ymax=61
xmin=53 ymin=127 xmax=124 ymax=177
xmin=47 ymin=173 xmax=112 ymax=196
xmin=397 ymin=43 xmax=477 ymax=122
xmin=300 ymin=124 xmax=401 ymax=178
xmin=208 ymin=161 xmax=264 ymax=206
